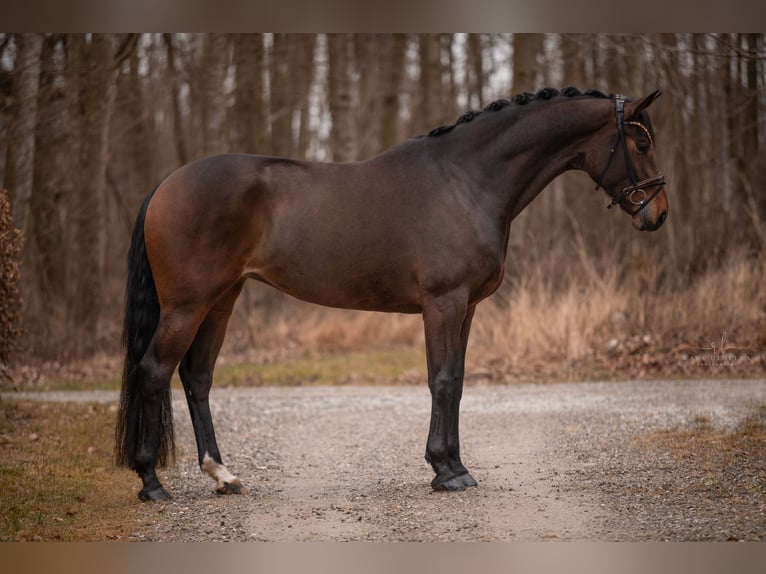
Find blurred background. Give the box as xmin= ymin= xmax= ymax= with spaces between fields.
xmin=0 ymin=33 xmax=763 ymax=383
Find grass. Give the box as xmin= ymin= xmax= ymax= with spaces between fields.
xmin=7 ymin=347 xmax=428 ymax=392
xmin=210 ymin=347 xmax=426 ymax=387
xmin=578 ymin=406 xmax=766 ymax=541
xmin=0 ymin=398 xmax=145 ymax=541
xmin=639 ymin=406 xmax=766 ymax=503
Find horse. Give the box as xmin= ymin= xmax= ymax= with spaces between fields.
xmin=115 ymin=87 xmax=669 ymax=501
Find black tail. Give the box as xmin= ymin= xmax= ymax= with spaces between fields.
xmin=115 ymin=186 xmax=174 ymax=468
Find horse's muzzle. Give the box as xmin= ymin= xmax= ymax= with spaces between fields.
xmin=633 ymin=204 xmax=667 ymax=231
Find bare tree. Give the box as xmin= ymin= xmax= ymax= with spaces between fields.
xmin=291 ymin=34 xmax=317 ymax=159
xmin=379 ymin=34 xmax=408 ymax=151
xmin=327 ymin=34 xmax=355 ymax=161
xmin=466 ymin=33 xmax=485 ymax=109
xmin=5 ymin=34 xmax=43 ymax=238
xmin=420 ymin=34 xmax=446 ymax=132
xmin=200 ymin=34 xmax=230 ymax=156
xmin=65 ymin=34 xmax=117 ymax=356
xmin=232 ymin=34 xmax=267 ymax=153
xmin=511 ymin=33 xmax=543 ymax=93
xmin=270 ymin=34 xmax=293 ymax=157
xmin=163 ymin=34 xmax=188 ymax=165
xmin=29 ymin=34 xmax=68 ymax=350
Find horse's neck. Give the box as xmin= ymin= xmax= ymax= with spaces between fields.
xmin=446 ymin=99 xmax=610 ymax=222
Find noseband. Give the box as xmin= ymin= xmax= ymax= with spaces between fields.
xmin=595 ymin=95 xmax=665 ymax=216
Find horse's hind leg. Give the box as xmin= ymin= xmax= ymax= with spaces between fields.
xmin=134 ymin=310 xmax=204 ymax=501
xmin=179 ymin=280 xmax=245 ymax=495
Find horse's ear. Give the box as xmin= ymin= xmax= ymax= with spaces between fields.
xmin=628 ymin=90 xmax=662 ymax=119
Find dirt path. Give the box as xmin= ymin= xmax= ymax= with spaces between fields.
xmin=125 ymin=380 xmax=764 ymax=541
xmin=9 ymin=379 xmax=764 ymax=540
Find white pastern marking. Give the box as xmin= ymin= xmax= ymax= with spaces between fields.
xmin=201 ymin=452 xmax=239 ymax=490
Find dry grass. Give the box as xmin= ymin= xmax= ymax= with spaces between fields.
xmin=642 ymin=407 xmax=766 ymax=470
xmin=0 ymin=398 xmax=143 ymax=541
xmin=254 ymin=306 xmax=423 ymax=353
xmin=631 ymin=406 xmax=766 ymax=540
xmin=575 ymin=405 xmax=766 ymax=541
xmin=472 ymin=270 xmax=629 ymax=363
xmin=469 ymin=247 xmax=765 ymax=379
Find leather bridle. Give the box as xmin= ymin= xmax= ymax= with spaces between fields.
xmin=595 ymin=94 xmax=665 ymax=216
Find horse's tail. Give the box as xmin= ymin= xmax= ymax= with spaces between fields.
xmin=115 ymin=186 xmax=174 ymax=468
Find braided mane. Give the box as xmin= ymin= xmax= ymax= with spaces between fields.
xmin=426 ymin=87 xmax=613 ymax=138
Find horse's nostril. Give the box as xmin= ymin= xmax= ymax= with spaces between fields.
xmin=657 ymin=210 xmax=667 ymax=226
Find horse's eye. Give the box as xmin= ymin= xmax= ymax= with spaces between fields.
xmin=637 ymin=141 xmax=651 ymax=154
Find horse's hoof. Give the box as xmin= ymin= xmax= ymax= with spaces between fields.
xmin=455 ymin=472 xmax=478 ymax=488
xmin=431 ymin=469 xmax=478 ymax=491
xmin=138 ymin=486 xmax=172 ymax=502
xmin=431 ymin=474 xmax=467 ymax=492
xmin=215 ymin=479 xmax=245 ymax=495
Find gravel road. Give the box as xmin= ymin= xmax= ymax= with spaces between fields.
xmin=8 ymin=379 xmax=765 ymax=541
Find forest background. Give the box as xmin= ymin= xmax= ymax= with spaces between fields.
xmin=0 ymin=33 xmax=764 ymax=386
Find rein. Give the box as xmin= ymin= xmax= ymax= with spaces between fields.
xmin=595 ymin=95 xmax=665 ymax=216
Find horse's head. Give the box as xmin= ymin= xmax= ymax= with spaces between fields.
xmin=587 ymin=90 xmax=669 ymax=231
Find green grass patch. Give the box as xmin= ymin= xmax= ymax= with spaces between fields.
xmin=193 ymin=347 xmax=427 ymax=388
xmin=18 ymin=347 xmax=428 ymax=392
xmin=0 ymin=398 xmax=145 ymax=541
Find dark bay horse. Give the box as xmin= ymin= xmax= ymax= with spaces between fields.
xmin=116 ymin=87 xmax=669 ymax=501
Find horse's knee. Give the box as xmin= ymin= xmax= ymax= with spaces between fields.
xmin=428 ymin=371 xmax=460 ymax=403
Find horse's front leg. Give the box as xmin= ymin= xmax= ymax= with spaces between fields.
xmin=422 ymin=295 xmax=478 ymax=491
xmin=445 ymin=305 xmax=477 ymax=487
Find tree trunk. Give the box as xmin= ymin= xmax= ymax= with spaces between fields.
xmin=742 ymin=33 xmax=759 ymax=177
xmin=163 ymin=34 xmax=188 ymax=165
xmin=416 ymin=33 xmax=444 ymax=134
xmin=743 ymin=33 xmax=765 ymax=225
xmin=379 ymin=34 xmax=407 ymax=151
xmin=466 ymin=34 xmax=484 ymax=109
xmin=268 ymin=34 xmax=291 ymax=157
xmin=353 ymin=35 xmax=382 ymax=159
xmin=125 ymin=36 xmax=156 ymax=203
xmin=29 ymin=35 xmax=68 ymax=352
xmin=200 ymin=34 xmax=229 ymax=156
xmin=560 ymin=34 xmax=586 ymax=88
xmin=511 ymin=33 xmax=543 ymax=93
xmin=603 ymin=35 xmax=624 ymax=89
xmin=6 ymin=33 xmax=43 ymax=238
xmin=441 ymin=34 xmax=457 ymax=119
xmin=327 ymin=34 xmax=355 ymax=161
xmin=232 ymin=33 xmax=267 ymax=153
xmin=292 ymin=34 xmax=317 ymax=159
xmin=66 ymin=33 xmax=116 ymax=357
